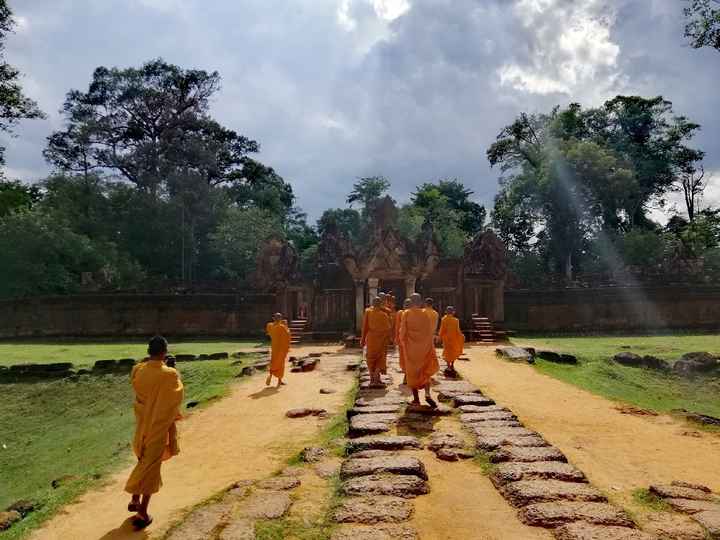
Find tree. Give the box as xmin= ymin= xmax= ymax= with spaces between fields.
xmin=209 ymin=207 xmax=283 ymax=281
xmin=346 ymin=176 xmax=391 ymax=211
xmin=678 ymin=164 xmax=707 ymax=221
xmin=0 ymin=180 xmax=41 ymax=216
xmin=412 ymin=179 xmax=485 ymax=235
xmin=684 ymin=0 xmax=720 ymax=50
xmin=0 ymin=1 xmax=45 ymax=170
xmin=0 ymin=210 xmax=142 ymax=298
xmin=44 ymin=59 xmax=259 ymax=194
xmin=317 ymin=208 xmax=362 ymax=240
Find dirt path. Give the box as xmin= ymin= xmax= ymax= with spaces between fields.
xmin=410 ymin=418 xmax=551 ymax=540
xmin=31 ymin=346 xmax=351 ymax=540
xmin=459 ymin=347 xmax=720 ymax=517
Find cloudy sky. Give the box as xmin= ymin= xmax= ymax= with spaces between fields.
xmin=3 ymin=0 xmax=720 ymax=220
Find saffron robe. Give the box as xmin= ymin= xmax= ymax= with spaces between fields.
xmin=361 ymin=306 xmax=392 ymax=374
xmin=424 ymin=307 xmax=440 ymax=335
xmin=400 ymin=307 xmax=439 ymax=390
xmin=395 ymin=309 xmax=406 ymax=372
xmin=267 ymin=321 xmax=291 ymax=379
xmin=439 ymin=314 xmax=465 ymax=366
xmin=125 ymin=360 xmax=184 ymax=495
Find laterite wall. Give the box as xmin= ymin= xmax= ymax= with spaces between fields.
xmin=504 ymin=286 xmax=720 ymax=332
xmin=0 ymin=294 xmax=277 ymax=338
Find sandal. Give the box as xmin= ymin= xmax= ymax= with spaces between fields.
xmin=425 ymin=397 xmax=438 ymax=409
xmin=127 ymin=502 xmax=139 ymax=512
xmin=132 ymin=514 xmax=154 ymax=530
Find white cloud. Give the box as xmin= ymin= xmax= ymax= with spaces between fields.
xmin=498 ymin=0 xmax=620 ymax=99
xmin=372 ymin=0 xmax=411 ymax=21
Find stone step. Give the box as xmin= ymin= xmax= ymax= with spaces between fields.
xmin=452 ymin=394 xmax=495 ymax=407
xmin=491 ymin=445 xmax=567 ymax=464
xmin=489 ymin=462 xmax=588 ymax=488
xmin=348 ymin=414 xmax=398 ymax=437
xmin=333 ymin=496 xmax=414 ymax=524
xmin=346 ymin=436 xmax=423 ymax=454
xmin=501 ymin=480 xmax=607 ymax=507
xmin=460 ymin=411 xmax=519 ymax=424
xmin=340 ymin=455 xmax=428 ymax=481
xmin=476 ymin=433 xmax=549 ymax=451
xmin=330 ymin=524 xmax=420 ymax=540
xmin=341 ymin=474 xmax=430 ymax=498
xmin=553 ymin=522 xmax=654 ymax=540
xmin=518 ymin=501 xmax=635 ymax=528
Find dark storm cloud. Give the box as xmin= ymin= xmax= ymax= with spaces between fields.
xmin=2 ymin=0 xmax=719 ymax=219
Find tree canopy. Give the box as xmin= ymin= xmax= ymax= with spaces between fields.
xmin=684 ymin=0 xmax=720 ymax=51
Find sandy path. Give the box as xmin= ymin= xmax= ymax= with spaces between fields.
xmin=31 ymin=345 xmax=351 ymax=540
xmin=410 ymin=417 xmax=551 ymax=540
xmin=459 ymin=347 xmax=720 ymax=515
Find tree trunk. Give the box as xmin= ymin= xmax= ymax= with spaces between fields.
xmin=565 ymin=252 xmax=573 ymax=281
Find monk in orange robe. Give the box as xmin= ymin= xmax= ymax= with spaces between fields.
xmin=400 ymin=293 xmax=439 ymax=407
xmin=361 ymin=297 xmax=392 ymax=385
xmin=125 ymin=335 xmax=184 ymax=530
xmin=266 ymin=312 xmax=291 ymax=387
xmin=396 ymin=298 xmax=411 ymax=382
xmin=424 ymin=297 xmax=440 ymax=340
xmin=439 ymin=306 xmax=465 ymax=371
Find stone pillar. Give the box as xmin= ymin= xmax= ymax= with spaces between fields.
xmin=494 ymin=281 xmax=505 ymax=322
xmin=404 ymin=277 xmax=416 ymax=298
xmin=354 ymin=280 xmax=365 ymax=333
xmin=368 ymin=278 xmax=379 ymax=300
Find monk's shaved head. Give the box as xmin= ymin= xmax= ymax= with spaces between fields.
xmin=273 ymin=312 xmax=283 ymax=321
xmin=403 ymin=298 xmax=411 ymax=308
xmin=372 ymin=297 xmax=382 ymax=307
xmin=410 ymin=293 xmax=423 ymax=307
xmin=446 ymin=306 xmax=456 ymax=314
xmin=425 ymin=298 xmax=434 ymax=306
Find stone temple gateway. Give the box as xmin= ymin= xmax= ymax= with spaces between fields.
xmin=255 ymin=197 xmax=509 ymax=337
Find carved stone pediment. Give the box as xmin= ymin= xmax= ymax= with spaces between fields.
xmin=463 ymin=230 xmax=508 ymax=281
xmin=252 ymin=234 xmax=299 ymax=290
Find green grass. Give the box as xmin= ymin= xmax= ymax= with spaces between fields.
xmin=472 ymin=451 xmax=495 ymax=475
xmin=0 ymin=355 xmax=256 ymax=540
xmin=631 ymin=488 xmax=671 ymax=512
xmin=0 ymin=339 xmax=263 ymax=368
xmin=516 ymin=334 xmax=720 ymax=418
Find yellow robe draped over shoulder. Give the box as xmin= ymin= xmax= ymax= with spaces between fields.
xmin=424 ymin=308 xmax=440 ymax=335
xmin=267 ymin=321 xmax=291 ymax=379
xmin=439 ymin=314 xmax=465 ymax=366
xmin=400 ymin=307 xmax=439 ymax=390
xmin=125 ymin=360 xmax=184 ymax=495
xmin=362 ymin=307 xmax=391 ymax=374
xmin=395 ymin=309 xmax=406 ymax=372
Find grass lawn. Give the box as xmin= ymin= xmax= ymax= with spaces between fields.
xmin=515 ymin=334 xmax=720 ymax=418
xmin=0 ymin=344 xmax=260 ymax=540
xmin=0 ymin=339 xmax=264 ymax=368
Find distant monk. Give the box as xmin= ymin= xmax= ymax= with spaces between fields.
xmin=439 ymin=306 xmax=465 ymax=371
xmin=401 ymin=293 xmax=439 ymax=407
xmin=424 ymin=298 xmax=440 ymax=338
xmin=361 ymin=296 xmax=392 ymax=386
xmin=266 ymin=313 xmax=291 ymax=387
xmin=396 ymin=298 xmax=411 ymax=383
xmin=125 ymin=336 xmax=184 ymax=530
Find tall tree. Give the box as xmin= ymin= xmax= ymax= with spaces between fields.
xmin=684 ymin=0 xmax=720 ymax=50
xmin=412 ymin=179 xmax=485 ymax=235
xmin=346 ymin=176 xmax=391 ymax=212
xmin=0 ymin=0 xmax=45 ymax=170
xmin=0 ymin=179 xmax=40 ymax=216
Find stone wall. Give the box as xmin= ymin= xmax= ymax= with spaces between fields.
xmin=505 ymin=285 xmax=720 ymax=332
xmin=0 ymin=293 xmax=277 ymax=338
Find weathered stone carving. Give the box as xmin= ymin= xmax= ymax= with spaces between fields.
xmin=463 ymin=230 xmax=508 ymax=280
xmin=252 ymin=235 xmax=299 ymax=291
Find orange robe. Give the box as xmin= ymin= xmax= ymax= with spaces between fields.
xmin=439 ymin=314 xmax=465 ymax=366
xmin=267 ymin=321 xmax=291 ymax=379
xmin=400 ymin=307 xmax=439 ymax=390
xmin=361 ymin=307 xmax=392 ymax=374
xmin=125 ymin=360 xmax=184 ymax=495
xmin=395 ymin=309 xmax=406 ymax=372
xmin=425 ymin=307 xmax=440 ymax=335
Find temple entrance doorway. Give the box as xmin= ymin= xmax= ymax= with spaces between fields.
xmin=379 ymin=279 xmax=406 ymax=307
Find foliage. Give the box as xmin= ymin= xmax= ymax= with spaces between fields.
xmin=317 ymin=208 xmax=362 ymax=240
xmin=618 ymin=229 xmax=665 ymax=268
xmin=210 ymin=207 xmax=283 ymax=281
xmin=489 ymin=96 xmax=704 ymax=278
xmin=412 ymin=179 xmax=485 ymax=235
xmin=346 ymin=176 xmax=391 ymax=211
xmin=0 ymin=0 xmax=45 ymax=169
xmin=0 ymin=210 xmax=143 ymax=298
xmin=0 ymin=180 xmax=41 ymax=216
xmin=684 ymin=0 xmax=720 ymax=50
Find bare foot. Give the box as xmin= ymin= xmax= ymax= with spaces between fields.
xmin=265 ymin=375 xmax=271 ymax=386
xmin=425 ymin=396 xmax=438 ymax=409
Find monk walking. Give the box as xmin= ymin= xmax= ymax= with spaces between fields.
xmin=396 ymin=298 xmax=411 ymax=383
xmin=400 ymin=293 xmax=439 ymax=407
xmin=125 ymin=336 xmax=184 ymax=530
xmin=266 ymin=313 xmax=291 ymax=387
xmin=424 ymin=298 xmax=440 ymax=340
xmin=439 ymin=306 xmax=465 ymax=372
xmin=361 ymin=296 xmax=392 ymax=386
